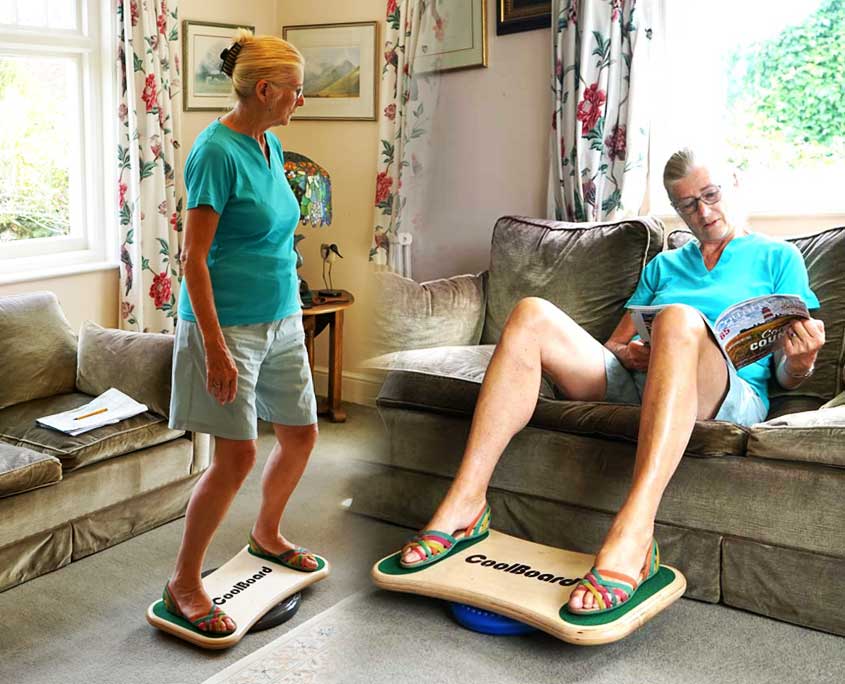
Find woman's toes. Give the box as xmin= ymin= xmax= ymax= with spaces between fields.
xmin=402 ymin=546 xmax=422 ymax=565
xmin=568 ymin=587 xmax=584 ymax=610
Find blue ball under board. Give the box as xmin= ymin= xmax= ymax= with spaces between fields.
xmin=448 ymin=602 xmax=538 ymax=636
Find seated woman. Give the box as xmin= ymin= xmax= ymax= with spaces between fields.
xmin=399 ymin=147 xmax=825 ymax=614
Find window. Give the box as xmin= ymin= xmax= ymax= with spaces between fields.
xmin=0 ymin=0 xmax=115 ymax=280
xmin=650 ymin=0 xmax=845 ymax=219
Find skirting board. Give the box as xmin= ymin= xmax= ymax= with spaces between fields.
xmin=312 ymin=366 xmax=383 ymax=408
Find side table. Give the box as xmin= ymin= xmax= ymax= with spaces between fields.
xmin=301 ymin=290 xmax=354 ymax=423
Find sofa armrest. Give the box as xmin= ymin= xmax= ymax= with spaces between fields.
xmin=76 ymin=321 xmax=173 ymax=418
xmin=190 ymin=432 xmax=211 ymax=473
xmin=369 ymin=270 xmax=487 ymax=358
xmin=747 ymin=406 xmax=845 ymax=467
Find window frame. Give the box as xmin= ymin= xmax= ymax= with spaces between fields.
xmin=0 ymin=0 xmax=117 ymax=283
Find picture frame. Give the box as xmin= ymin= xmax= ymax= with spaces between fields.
xmin=283 ymin=21 xmax=378 ymax=121
xmin=182 ymin=20 xmax=254 ymax=111
xmin=415 ymin=0 xmax=487 ymax=74
xmin=496 ymin=0 xmax=551 ymax=36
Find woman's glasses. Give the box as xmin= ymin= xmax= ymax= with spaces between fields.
xmin=672 ymin=185 xmax=722 ymax=215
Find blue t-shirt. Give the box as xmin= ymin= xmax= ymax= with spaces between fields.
xmin=177 ymin=119 xmax=301 ymax=326
xmin=626 ymin=233 xmax=820 ymax=411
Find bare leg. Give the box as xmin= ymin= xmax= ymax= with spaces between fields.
xmin=403 ymin=297 xmax=608 ymax=564
xmin=250 ymin=423 xmax=319 ymax=570
xmin=169 ymin=437 xmax=257 ymax=630
xmin=568 ymin=304 xmax=729 ymax=610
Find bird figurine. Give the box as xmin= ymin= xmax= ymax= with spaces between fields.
xmin=319 ymin=243 xmax=344 ymax=297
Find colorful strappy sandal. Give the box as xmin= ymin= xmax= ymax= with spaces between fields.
xmin=162 ymin=582 xmax=236 ymax=637
xmin=400 ymin=502 xmax=492 ymax=569
xmin=567 ymin=539 xmax=660 ymax=615
xmin=247 ymin=533 xmax=325 ymax=573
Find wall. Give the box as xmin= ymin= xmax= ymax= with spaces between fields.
xmin=414 ymin=14 xmax=552 ymax=282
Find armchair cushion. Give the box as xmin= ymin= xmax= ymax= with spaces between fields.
xmin=0 ymin=442 xmax=61 ymax=498
xmin=0 ymin=292 xmax=77 ymax=410
xmin=482 ymin=216 xmax=663 ymax=345
xmin=370 ymin=271 xmax=486 ymax=357
xmin=746 ymin=406 xmax=845 ymax=468
xmin=76 ymin=321 xmax=173 ymax=418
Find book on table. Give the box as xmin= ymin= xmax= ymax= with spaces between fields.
xmin=36 ymin=387 xmax=148 ymax=436
xmin=628 ymin=294 xmax=810 ymax=370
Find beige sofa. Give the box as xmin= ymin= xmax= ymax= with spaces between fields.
xmin=0 ymin=291 xmax=208 ymax=592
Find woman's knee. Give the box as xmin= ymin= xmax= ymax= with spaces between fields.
xmin=278 ymin=423 xmax=319 ymax=454
xmin=505 ymin=297 xmax=561 ymax=334
xmin=652 ymin=304 xmax=708 ymax=344
xmin=212 ymin=439 xmax=257 ymax=481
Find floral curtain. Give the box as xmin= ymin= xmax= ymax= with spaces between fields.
xmin=549 ymin=0 xmax=655 ymax=222
xmin=116 ymin=0 xmax=184 ymax=332
xmin=369 ymin=0 xmax=440 ymax=275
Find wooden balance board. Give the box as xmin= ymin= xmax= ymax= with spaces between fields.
xmin=146 ymin=545 xmax=330 ymax=649
xmin=372 ymin=530 xmax=686 ymax=646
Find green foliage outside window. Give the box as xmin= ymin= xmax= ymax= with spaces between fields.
xmin=726 ymin=0 xmax=845 ymax=169
xmin=0 ymin=58 xmax=71 ymax=242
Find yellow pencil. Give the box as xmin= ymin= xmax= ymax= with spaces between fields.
xmin=74 ymin=407 xmax=108 ymax=421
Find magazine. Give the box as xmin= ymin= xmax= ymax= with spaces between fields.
xmin=628 ymin=294 xmax=810 ymax=369
xmin=36 ymin=388 xmax=148 ymax=436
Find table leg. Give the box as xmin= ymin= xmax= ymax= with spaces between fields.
xmin=317 ymin=310 xmax=346 ymax=422
xmin=303 ymin=315 xmax=316 ymax=375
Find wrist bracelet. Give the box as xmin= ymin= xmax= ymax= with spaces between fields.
xmin=784 ymin=363 xmax=815 ymax=379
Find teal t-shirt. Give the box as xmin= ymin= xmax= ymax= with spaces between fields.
xmin=177 ymin=119 xmax=301 ymax=326
xmin=626 ymin=233 xmax=820 ymax=411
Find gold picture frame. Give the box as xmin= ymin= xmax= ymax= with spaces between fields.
xmin=182 ymin=20 xmax=254 ymax=111
xmin=415 ymin=0 xmax=488 ymax=74
xmin=283 ymin=21 xmax=379 ymax=121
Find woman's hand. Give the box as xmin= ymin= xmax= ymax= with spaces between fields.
xmin=610 ymin=339 xmax=651 ymax=372
xmin=205 ymin=341 xmax=238 ymax=405
xmin=781 ymin=318 xmax=825 ymax=375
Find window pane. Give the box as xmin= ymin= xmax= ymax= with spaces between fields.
xmin=15 ymin=0 xmax=47 ymax=27
xmin=656 ymin=0 xmax=844 ymax=215
xmin=0 ymin=55 xmax=77 ymax=242
xmin=0 ymin=1 xmax=14 ymax=25
xmin=47 ymin=0 xmax=77 ymax=30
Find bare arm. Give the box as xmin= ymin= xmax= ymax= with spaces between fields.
xmin=181 ymin=205 xmax=238 ymax=404
xmin=604 ymin=312 xmax=651 ymax=372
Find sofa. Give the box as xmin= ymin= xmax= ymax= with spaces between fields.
xmin=355 ymin=215 xmax=845 ymax=636
xmin=0 ymin=291 xmax=209 ymax=592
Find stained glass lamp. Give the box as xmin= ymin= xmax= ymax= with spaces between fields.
xmin=284 ymin=152 xmax=333 ymax=308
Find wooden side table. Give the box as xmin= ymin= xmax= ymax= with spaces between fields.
xmin=301 ymin=290 xmax=354 ymax=422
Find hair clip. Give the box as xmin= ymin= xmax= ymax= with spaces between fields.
xmin=220 ymin=42 xmax=243 ymax=77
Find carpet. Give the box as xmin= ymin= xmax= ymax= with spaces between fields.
xmin=203 ymin=588 xmax=844 ymax=684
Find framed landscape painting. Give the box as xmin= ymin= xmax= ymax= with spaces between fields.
xmin=283 ymin=21 xmax=378 ymax=121
xmin=182 ymin=20 xmax=254 ymax=111
xmin=497 ymin=0 xmax=551 ymax=35
xmin=415 ymin=0 xmax=487 ymax=74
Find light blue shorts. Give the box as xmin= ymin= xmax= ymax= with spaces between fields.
xmin=601 ymin=345 xmax=768 ymax=427
xmin=169 ymin=312 xmax=318 ymax=440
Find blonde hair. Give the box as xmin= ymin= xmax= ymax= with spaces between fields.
xmin=226 ymin=29 xmax=304 ymax=100
xmin=663 ymin=146 xmax=732 ymax=197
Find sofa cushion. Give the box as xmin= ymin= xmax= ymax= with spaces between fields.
xmin=481 ymin=216 xmax=663 ymax=345
xmin=0 ymin=442 xmax=61 ymax=498
xmin=377 ymin=346 xmax=748 ymax=458
xmin=370 ymin=272 xmax=486 ymax=357
xmin=668 ymin=226 xmax=845 ymax=403
xmin=746 ymin=405 xmax=845 ymax=468
xmin=0 ymin=393 xmax=185 ymax=471
xmin=76 ymin=321 xmax=173 ymax=418
xmin=0 ymin=291 xmax=77 ymax=410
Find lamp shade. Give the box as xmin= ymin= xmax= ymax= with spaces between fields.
xmin=283 ymin=152 xmax=332 ymax=227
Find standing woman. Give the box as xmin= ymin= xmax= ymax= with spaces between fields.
xmin=162 ymin=30 xmax=321 ymax=636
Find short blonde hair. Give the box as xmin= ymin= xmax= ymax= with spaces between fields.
xmin=225 ymin=29 xmax=304 ymax=100
xmin=663 ymin=146 xmax=732 ymax=197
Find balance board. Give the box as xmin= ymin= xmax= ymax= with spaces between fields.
xmin=147 ymin=545 xmax=330 ymax=649
xmin=372 ymin=530 xmax=685 ymax=646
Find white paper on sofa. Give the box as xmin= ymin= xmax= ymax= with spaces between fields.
xmin=36 ymin=388 xmax=148 ymax=436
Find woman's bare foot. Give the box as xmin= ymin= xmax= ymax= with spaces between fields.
xmin=250 ymin=528 xmax=318 ymax=570
xmin=166 ymin=578 xmax=236 ymax=633
xmin=567 ymin=517 xmax=654 ymax=612
xmin=401 ymin=493 xmax=487 ymax=565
